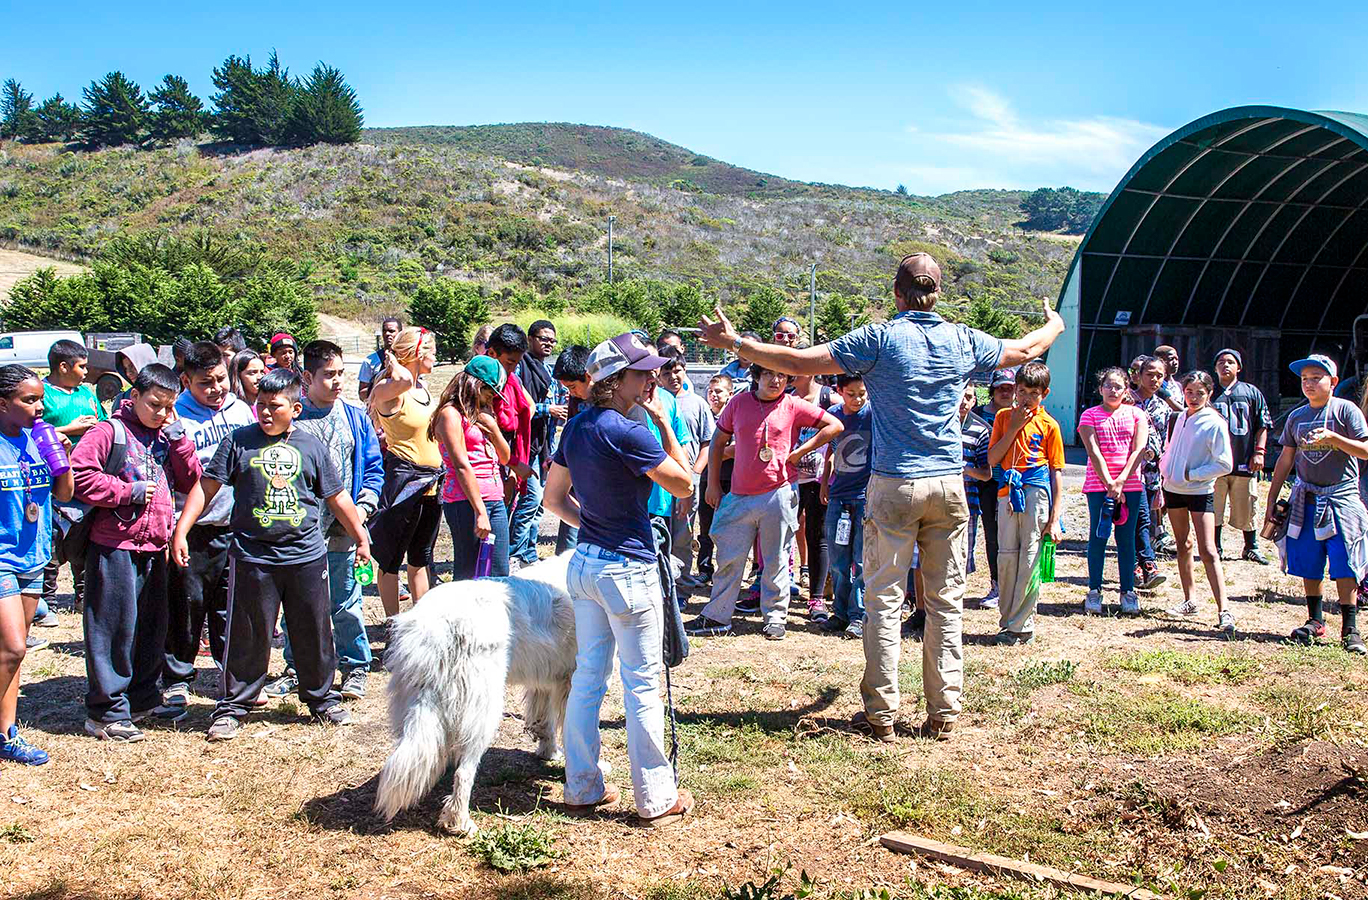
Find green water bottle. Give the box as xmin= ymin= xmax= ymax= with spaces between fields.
xmin=1040 ymin=537 xmax=1056 ymax=583
xmin=354 ymin=557 xmax=376 ymax=586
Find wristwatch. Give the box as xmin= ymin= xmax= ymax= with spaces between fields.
xmin=732 ymin=335 xmax=744 ymax=352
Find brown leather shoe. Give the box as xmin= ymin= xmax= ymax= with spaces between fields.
xmin=638 ymin=788 xmax=694 ymax=827
xmin=564 ymin=782 xmax=620 ymax=816
xmin=914 ymin=718 xmax=954 ymax=741
xmin=850 ymin=710 xmax=896 ymax=743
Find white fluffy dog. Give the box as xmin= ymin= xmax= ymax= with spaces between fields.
xmin=375 ymin=551 xmax=578 ymax=835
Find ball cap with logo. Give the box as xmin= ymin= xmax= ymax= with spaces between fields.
xmin=895 ymin=252 xmax=942 ymax=297
xmin=586 ymin=333 xmax=672 ymax=384
xmin=1289 ymin=354 xmax=1338 ymax=378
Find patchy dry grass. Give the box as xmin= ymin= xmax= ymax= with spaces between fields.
xmin=1107 ymin=647 xmax=1261 ymax=684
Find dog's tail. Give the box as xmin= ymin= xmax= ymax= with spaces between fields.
xmin=375 ymin=605 xmax=455 ymax=822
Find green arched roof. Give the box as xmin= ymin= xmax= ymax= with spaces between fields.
xmin=1071 ymin=105 xmax=1368 ymax=335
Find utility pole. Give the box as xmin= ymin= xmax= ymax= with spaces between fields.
xmin=808 ymin=263 xmax=817 ymax=344
xmin=608 ymin=215 xmax=615 ymax=286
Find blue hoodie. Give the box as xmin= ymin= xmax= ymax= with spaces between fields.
xmin=174 ymin=391 xmax=256 ymax=526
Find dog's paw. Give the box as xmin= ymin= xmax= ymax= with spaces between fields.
xmin=437 ymin=806 xmax=478 ymax=838
xmin=535 ymin=740 xmax=564 ymax=763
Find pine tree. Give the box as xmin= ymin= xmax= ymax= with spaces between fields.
xmin=738 ymin=286 xmax=792 ymax=336
xmin=34 ymin=93 xmax=81 ymax=142
xmin=148 ymin=75 xmax=205 ymax=143
xmin=80 ymin=71 xmax=149 ymax=146
xmin=288 ymin=63 xmax=363 ymax=145
xmin=1 ymin=79 xmax=37 ymax=141
xmin=209 ymin=51 xmax=294 ymax=145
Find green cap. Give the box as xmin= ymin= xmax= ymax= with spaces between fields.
xmin=464 ymin=354 xmax=507 ymax=400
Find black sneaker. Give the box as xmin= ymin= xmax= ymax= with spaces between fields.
xmin=340 ymin=670 xmax=368 ymax=700
xmin=1291 ymin=618 xmax=1327 ymax=644
xmin=1138 ymin=562 xmax=1168 ymax=591
xmin=1241 ymin=547 xmax=1271 ymax=566
xmin=132 ymin=703 xmax=189 ymax=724
xmin=684 ymin=616 xmax=733 ymax=637
xmin=821 ymin=615 xmax=850 ymax=634
xmin=734 ymin=590 xmax=761 ymax=615
xmin=1344 ymin=630 xmax=1368 ymax=655
xmin=314 ymin=705 xmax=354 ymax=726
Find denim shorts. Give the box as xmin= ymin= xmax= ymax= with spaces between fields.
xmin=0 ymin=569 xmax=44 ymax=599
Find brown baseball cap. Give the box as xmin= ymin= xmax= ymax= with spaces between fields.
xmin=895 ymin=252 xmax=942 ymax=297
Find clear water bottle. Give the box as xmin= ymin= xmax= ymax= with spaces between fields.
xmin=835 ymin=509 xmax=852 ymax=546
xmin=474 ymin=534 xmax=495 ymax=578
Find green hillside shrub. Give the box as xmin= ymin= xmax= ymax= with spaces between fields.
xmin=407 ymin=277 xmax=490 ymax=361
xmin=512 ymin=311 xmax=635 ymax=351
xmin=2 ymin=262 xmax=315 ymax=346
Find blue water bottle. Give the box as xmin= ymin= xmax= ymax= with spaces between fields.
xmin=1095 ymin=496 xmax=1115 ymax=540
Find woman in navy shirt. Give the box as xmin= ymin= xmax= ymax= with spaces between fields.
xmin=544 ymin=334 xmax=695 ymax=826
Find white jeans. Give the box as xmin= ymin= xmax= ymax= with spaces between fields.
xmin=564 ymin=544 xmax=677 ymax=817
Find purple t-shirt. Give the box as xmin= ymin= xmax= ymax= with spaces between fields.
xmin=552 ymin=405 xmax=665 ymax=563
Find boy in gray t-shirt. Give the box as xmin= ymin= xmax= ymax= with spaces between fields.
xmin=1266 ymin=354 xmax=1368 ymax=654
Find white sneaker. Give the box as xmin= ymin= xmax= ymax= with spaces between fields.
xmin=1167 ymin=598 xmax=1199 ymax=617
xmin=1217 ymin=610 xmax=1236 ymax=635
xmin=1120 ymin=592 xmax=1141 ymax=616
xmin=1084 ymin=590 xmax=1103 ymax=616
xmin=980 ymin=584 xmax=1000 ymax=610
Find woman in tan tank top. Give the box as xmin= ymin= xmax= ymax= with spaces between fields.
xmin=368 ymin=328 xmax=443 ymax=617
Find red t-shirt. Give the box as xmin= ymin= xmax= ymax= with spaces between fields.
xmin=717 ymin=391 xmax=825 ymax=495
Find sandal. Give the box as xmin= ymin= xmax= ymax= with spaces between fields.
xmin=564 ymin=782 xmax=620 ymax=817
xmin=638 ymin=789 xmax=694 ymax=827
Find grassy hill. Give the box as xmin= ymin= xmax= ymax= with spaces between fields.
xmin=0 ymin=127 xmax=1095 ymax=329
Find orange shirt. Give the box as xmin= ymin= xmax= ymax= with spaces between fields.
xmin=990 ymin=406 xmax=1065 ymax=497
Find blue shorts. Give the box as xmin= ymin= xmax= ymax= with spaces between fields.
xmin=0 ymin=569 xmax=44 ymax=599
xmin=1285 ymin=499 xmax=1355 ymax=581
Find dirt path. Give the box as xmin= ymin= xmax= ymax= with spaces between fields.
xmin=0 ymin=247 xmax=86 ymax=301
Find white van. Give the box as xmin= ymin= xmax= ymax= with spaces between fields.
xmin=0 ymin=330 xmax=85 ymax=371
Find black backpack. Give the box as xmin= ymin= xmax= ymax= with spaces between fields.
xmin=55 ymin=419 xmax=127 ymax=566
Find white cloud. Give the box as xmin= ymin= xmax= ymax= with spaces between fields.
xmin=895 ymin=86 xmax=1172 ymax=193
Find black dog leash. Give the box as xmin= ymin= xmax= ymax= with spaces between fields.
xmin=650 ymin=516 xmax=686 ymax=778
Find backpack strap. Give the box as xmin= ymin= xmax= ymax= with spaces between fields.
xmin=104 ymin=419 xmax=128 ymax=476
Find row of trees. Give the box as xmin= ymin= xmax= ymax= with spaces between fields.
xmin=0 ymin=52 xmax=362 ymax=148
xmin=1018 ymin=186 xmax=1104 ymax=234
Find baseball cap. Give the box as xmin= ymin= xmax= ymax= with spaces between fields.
xmin=270 ymin=332 xmax=297 ymax=352
xmin=990 ymin=368 xmax=1016 ymax=389
xmin=1213 ymin=348 xmax=1242 ymax=368
xmin=894 ymin=252 xmax=942 ymax=297
xmin=586 ymin=333 xmax=671 ymax=384
xmin=1289 ymin=354 xmax=1338 ymax=378
xmin=463 ymin=354 xmax=506 ymax=400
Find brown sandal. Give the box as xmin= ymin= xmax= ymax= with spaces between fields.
xmin=564 ymin=782 xmax=620 ymax=816
xmin=638 ymin=788 xmax=694 ymax=827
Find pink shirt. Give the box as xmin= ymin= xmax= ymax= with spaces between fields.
xmin=1079 ymin=403 xmax=1146 ymax=493
xmin=717 ymin=391 xmax=825 ymax=496
xmin=440 ymin=415 xmax=503 ymax=503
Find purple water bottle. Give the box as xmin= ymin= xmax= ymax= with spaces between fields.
xmin=30 ymin=420 xmax=70 ymax=477
xmin=474 ymin=534 xmax=495 ymax=578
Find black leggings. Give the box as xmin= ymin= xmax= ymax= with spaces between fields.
xmin=798 ymin=481 xmax=828 ymax=600
xmin=978 ymin=479 xmax=1000 ymax=583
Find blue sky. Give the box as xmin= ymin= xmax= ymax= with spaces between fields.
xmin=7 ymin=1 xmax=1367 ymax=194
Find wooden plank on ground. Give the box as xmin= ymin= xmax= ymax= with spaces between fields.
xmin=880 ymin=832 xmax=1167 ymax=900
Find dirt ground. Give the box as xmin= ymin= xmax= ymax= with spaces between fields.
xmin=6 ymin=377 xmax=1368 ymax=900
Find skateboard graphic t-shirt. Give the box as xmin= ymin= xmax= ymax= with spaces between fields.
xmin=205 ymin=424 xmax=344 ymax=565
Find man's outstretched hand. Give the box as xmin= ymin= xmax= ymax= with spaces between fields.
xmin=1041 ymin=295 xmax=1063 ymax=330
xmin=697 ymin=306 xmax=739 ymax=350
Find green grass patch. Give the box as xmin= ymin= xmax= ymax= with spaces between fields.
xmin=1255 ymin=684 xmax=1352 ymax=747
xmin=0 ymin=822 xmax=34 ymax=843
xmin=1109 ymin=648 xmax=1260 ymax=685
xmin=1013 ymin=659 xmax=1078 ymax=691
xmin=467 ymin=820 xmax=560 ymax=873
xmin=1072 ymin=688 xmax=1254 ymax=754
xmin=705 ymin=664 xmax=762 ymax=683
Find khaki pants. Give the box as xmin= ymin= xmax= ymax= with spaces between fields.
xmin=1213 ymin=474 xmax=1258 ymax=532
xmin=860 ymin=473 xmax=968 ymax=728
xmin=996 ymin=486 xmax=1049 ymax=636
